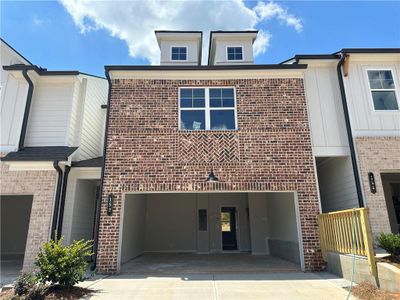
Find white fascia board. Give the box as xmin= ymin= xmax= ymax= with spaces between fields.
xmin=347 ymin=53 xmax=400 ymax=62
xmin=109 ymin=69 xmax=305 ymax=80
xmin=312 ymin=146 xmax=351 ymax=157
xmin=6 ymin=161 xmax=61 ymax=171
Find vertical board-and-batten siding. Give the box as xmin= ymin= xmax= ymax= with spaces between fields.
xmin=343 ymin=60 xmax=400 ymax=136
xmin=317 ymin=156 xmax=358 ymax=212
xmin=0 ymin=44 xmax=29 ymax=152
xmin=77 ymin=76 xmax=107 ymax=160
xmin=61 ymin=167 xmax=101 ymax=244
xmin=303 ymin=63 xmax=349 ymax=156
xmin=24 ymin=80 xmax=75 ymax=147
xmin=67 ymin=79 xmax=86 ymax=148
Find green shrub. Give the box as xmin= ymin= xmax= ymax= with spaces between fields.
xmin=377 ymin=233 xmax=400 ymax=257
xmin=14 ymin=272 xmax=36 ymax=296
xmin=35 ymin=237 xmax=93 ymax=288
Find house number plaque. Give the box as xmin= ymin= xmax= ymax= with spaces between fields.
xmin=368 ymin=172 xmax=377 ymax=194
xmin=107 ymin=193 xmax=114 ymax=215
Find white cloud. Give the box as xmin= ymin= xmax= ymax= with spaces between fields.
xmin=254 ymin=1 xmax=303 ymax=32
xmin=60 ymin=0 xmax=302 ymax=64
xmin=32 ymin=15 xmax=51 ymax=26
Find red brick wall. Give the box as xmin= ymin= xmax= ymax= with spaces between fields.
xmin=98 ymin=78 xmax=323 ymax=273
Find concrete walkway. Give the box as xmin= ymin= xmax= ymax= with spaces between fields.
xmin=80 ymin=272 xmax=357 ymax=300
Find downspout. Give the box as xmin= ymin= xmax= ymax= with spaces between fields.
xmin=51 ymin=161 xmax=63 ymax=240
xmin=337 ymin=53 xmax=364 ymax=208
xmin=91 ymin=68 xmax=112 ymax=270
xmin=56 ymin=165 xmax=71 ymax=238
xmin=19 ymin=69 xmax=34 ymax=150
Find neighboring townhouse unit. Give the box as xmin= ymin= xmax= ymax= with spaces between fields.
xmin=95 ymin=30 xmax=324 ymax=274
xmin=340 ymin=49 xmax=400 ymax=235
xmin=0 ymin=39 xmax=108 ymax=270
xmin=285 ymin=49 xmax=400 ymax=237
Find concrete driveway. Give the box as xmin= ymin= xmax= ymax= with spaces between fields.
xmin=80 ymin=272 xmax=356 ymax=300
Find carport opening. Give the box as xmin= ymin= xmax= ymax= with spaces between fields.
xmin=1 ymin=195 xmax=33 ymax=271
xmin=119 ymin=192 xmax=302 ymax=273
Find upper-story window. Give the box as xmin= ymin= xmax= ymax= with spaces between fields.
xmin=367 ymin=70 xmax=399 ymax=111
xmin=227 ymin=46 xmax=243 ymax=61
xmin=179 ymin=87 xmax=237 ymax=130
xmin=171 ymin=46 xmax=187 ymax=61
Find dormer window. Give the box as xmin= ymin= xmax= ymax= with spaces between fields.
xmin=227 ymin=46 xmax=243 ymax=61
xmin=171 ymin=46 xmax=187 ymax=61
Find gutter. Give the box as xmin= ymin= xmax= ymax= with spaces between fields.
xmin=336 ymin=53 xmax=364 ymax=208
xmin=91 ymin=68 xmax=112 ymax=270
xmin=56 ymin=165 xmax=71 ymax=237
xmin=51 ymin=161 xmax=63 ymax=240
xmin=19 ymin=69 xmax=34 ymax=150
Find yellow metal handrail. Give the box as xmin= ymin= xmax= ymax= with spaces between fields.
xmin=318 ymin=208 xmax=377 ymax=278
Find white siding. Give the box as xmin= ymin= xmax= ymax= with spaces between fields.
xmin=343 ymin=59 xmax=400 ymax=136
xmin=160 ymin=40 xmax=199 ymax=66
xmin=77 ymin=76 xmax=107 ymax=160
xmin=69 ymin=179 xmax=97 ymax=242
xmin=316 ymin=156 xmax=358 ymax=212
xmin=303 ymin=63 xmax=350 ymax=156
xmin=67 ymin=79 xmax=86 ymax=148
xmin=24 ymin=80 xmax=75 ymax=146
xmin=62 ymin=167 xmax=101 ymax=244
xmin=213 ymin=38 xmax=254 ymax=65
xmin=0 ymin=43 xmax=29 ymax=152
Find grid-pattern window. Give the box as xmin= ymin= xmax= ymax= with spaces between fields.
xmin=227 ymin=47 xmax=243 ymax=61
xmin=179 ymin=87 xmax=236 ymax=130
xmin=171 ymin=47 xmax=187 ymax=61
xmin=367 ymin=70 xmax=399 ymax=110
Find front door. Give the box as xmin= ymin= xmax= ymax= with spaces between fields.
xmin=221 ymin=207 xmax=238 ymax=250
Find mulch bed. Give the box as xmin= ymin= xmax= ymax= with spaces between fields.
xmin=349 ymin=282 xmax=400 ymax=300
xmin=0 ymin=286 xmax=94 ymax=300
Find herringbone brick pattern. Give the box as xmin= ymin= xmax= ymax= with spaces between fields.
xmin=178 ymin=131 xmax=239 ymax=164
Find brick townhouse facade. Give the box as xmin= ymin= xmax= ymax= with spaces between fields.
xmin=96 ymin=76 xmax=324 ymax=273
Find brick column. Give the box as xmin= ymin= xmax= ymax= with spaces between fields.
xmin=0 ymin=158 xmax=57 ymax=270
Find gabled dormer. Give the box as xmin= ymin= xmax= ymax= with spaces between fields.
xmin=155 ymin=31 xmax=202 ymax=66
xmin=208 ymin=31 xmax=258 ymax=66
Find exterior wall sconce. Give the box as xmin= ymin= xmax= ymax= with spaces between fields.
xmin=206 ymin=169 xmax=218 ymax=182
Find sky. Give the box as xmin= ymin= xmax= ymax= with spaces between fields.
xmin=1 ymin=0 xmax=400 ymax=77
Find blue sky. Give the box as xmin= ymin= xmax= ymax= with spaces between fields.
xmin=1 ymin=1 xmax=399 ymax=77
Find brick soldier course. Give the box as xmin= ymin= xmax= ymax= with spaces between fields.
xmin=355 ymin=136 xmax=400 ymax=236
xmin=97 ymin=78 xmax=324 ymax=274
xmin=0 ymin=156 xmax=57 ymax=270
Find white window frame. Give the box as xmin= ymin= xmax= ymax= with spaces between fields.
xmin=171 ymin=46 xmax=188 ymax=62
xmin=366 ymin=68 xmax=400 ymax=112
xmin=226 ymin=46 xmax=244 ymax=62
xmin=178 ymin=87 xmax=238 ymax=131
